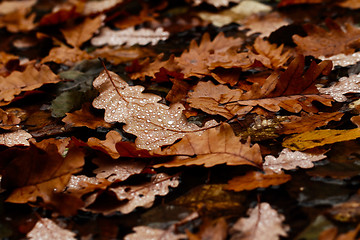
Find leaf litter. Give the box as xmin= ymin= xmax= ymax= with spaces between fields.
xmin=2 ymin=0 xmax=360 ymax=239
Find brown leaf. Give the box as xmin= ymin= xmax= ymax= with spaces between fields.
xmin=176 ymin=32 xmax=243 ymax=78
xmin=279 ymin=112 xmax=344 ymax=135
xmin=319 ymin=224 xmax=360 ymax=240
xmin=125 ymin=226 xmax=186 ymax=240
xmin=0 ymin=62 xmax=60 ymax=106
xmin=351 ymin=115 xmax=360 ymax=127
xmin=61 ymin=15 xmax=104 ymax=47
xmin=248 ymin=37 xmax=291 ymax=69
xmin=0 ymin=8 xmax=36 ymax=33
xmin=62 ymin=103 xmax=112 ymax=129
xmin=326 ymin=193 xmax=360 ymax=222
xmin=88 ymin=131 xmax=123 ymax=159
xmin=0 ymin=141 xmax=85 ymax=203
xmin=0 ymin=0 xmax=36 ymax=15
xmin=239 ymin=12 xmax=291 ymax=38
xmin=27 ymin=218 xmax=76 ymax=240
xmin=0 ymin=108 xmax=21 ymax=130
xmin=92 ymin=69 xmax=210 ymax=150
xmin=225 ymin=171 xmax=291 ymax=192
xmin=0 ymin=129 xmax=32 ymax=147
xmin=92 ymin=156 xmax=146 ymax=182
xmin=230 ymin=202 xmax=289 ymax=240
xmin=187 ymin=217 xmax=228 ymax=240
xmin=91 ymin=26 xmax=169 ymax=47
xmin=153 ymin=123 xmax=262 ymax=168
xmin=41 ymin=45 xmax=93 ymax=66
xmin=188 ymin=56 xmax=333 ymax=118
xmin=319 ymin=52 xmax=360 ymax=68
xmin=82 ymin=0 xmax=125 ymax=15
xmin=91 ymin=46 xmax=155 ymax=65
xmin=318 ymin=73 xmax=360 ymax=102
xmin=337 ymin=0 xmax=360 ymax=9
xmin=278 ymin=0 xmax=323 ymax=7
xmin=86 ymin=173 xmax=179 ymax=214
xmin=293 ymin=19 xmax=360 ymax=57
xmin=191 ymin=0 xmax=242 ymax=7
xmin=263 ymin=148 xmax=327 ymax=173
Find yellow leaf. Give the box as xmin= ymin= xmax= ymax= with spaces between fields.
xmin=283 ymin=128 xmax=360 ymax=151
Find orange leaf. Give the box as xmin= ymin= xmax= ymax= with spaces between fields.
xmin=153 ymin=123 xmax=262 ymax=168
xmin=225 ymin=171 xmax=291 ymax=192
xmin=41 ymin=45 xmax=93 ymax=66
xmin=87 ymin=130 xmax=122 ymax=159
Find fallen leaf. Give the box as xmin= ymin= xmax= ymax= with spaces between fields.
xmin=125 ymin=226 xmax=186 ymax=240
xmin=0 ymin=7 xmax=36 ymax=33
xmin=0 ymin=108 xmax=21 ymax=130
xmin=83 ymin=0 xmax=125 ymax=15
xmin=86 ymin=173 xmax=179 ymax=214
xmin=230 ymin=202 xmax=289 ymax=240
xmin=27 ymin=218 xmax=76 ymax=240
xmin=92 ymin=69 xmax=211 ymax=150
xmin=319 ymin=52 xmax=360 ymax=68
xmin=0 ymin=0 xmax=36 ymax=15
xmin=293 ymin=19 xmax=360 ymax=57
xmin=263 ymin=148 xmax=327 ymax=173
xmin=319 ymin=224 xmax=360 ymax=240
xmin=61 ymin=15 xmax=104 ymax=47
xmin=91 ymin=26 xmax=169 ymax=47
xmin=282 ymin=128 xmax=360 ymax=151
xmin=191 ymin=0 xmax=242 ymax=7
xmin=62 ymin=103 xmax=112 ymax=129
xmin=278 ymin=0 xmax=323 ymax=7
xmin=92 ymin=156 xmax=146 ymax=182
xmin=187 ymin=217 xmax=228 ymax=240
xmin=279 ymin=112 xmax=344 ymax=135
xmin=87 ymin=131 xmax=123 ymax=158
xmin=225 ymin=171 xmax=291 ymax=192
xmin=41 ymin=45 xmax=93 ymax=66
xmin=326 ymin=193 xmax=360 ymax=222
xmin=318 ymin=73 xmax=360 ymax=102
xmin=337 ymin=0 xmax=360 ymax=9
xmin=153 ymin=123 xmax=262 ymax=168
xmin=351 ymin=115 xmax=360 ymax=127
xmin=0 ymin=62 xmax=60 ymax=106
xmin=0 ymin=141 xmax=85 ymax=203
xmin=0 ymin=129 xmax=32 ymax=147
xmin=239 ymin=12 xmax=291 ymax=38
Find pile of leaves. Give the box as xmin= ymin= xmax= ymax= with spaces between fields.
xmin=1 ymin=0 xmax=360 ymax=239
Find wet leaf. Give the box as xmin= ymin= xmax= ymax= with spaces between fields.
xmin=0 ymin=130 xmax=32 ymax=147
xmin=125 ymin=226 xmax=186 ymax=240
xmin=27 ymin=218 xmax=76 ymax=240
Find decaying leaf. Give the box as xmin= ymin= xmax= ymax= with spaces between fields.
xmin=283 ymin=128 xmax=360 ymax=151
xmin=0 ymin=129 xmax=32 ymax=147
xmin=0 ymin=141 xmax=85 ymax=203
xmin=191 ymin=0 xmax=242 ymax=7
xmin=318 ymin=73 xmax=360 ymax=102
xmin=92 ymin=69 xmax=211 ymax=150
xmin=230 ymin=202 xmax=289 ymax=240
xmin=0 ymin=108 xmax=21 ymax=130
xmin=319 ymin=224 xmax=360 ymax=240
xmin=27 ymin=218 xmax=76 ymax=240
xmin=293 ymin=19 xmax=360 ymax=57
xmin=225 ymin=171 xmax=291 ymax=192
xmin=278 ymin=0 xmax=323 ymax=7
xmin=263 ymin=148 xmax=327 ymax=173
xmin=326 ymin=193 xmax=360 ymax=222
xmin=153 ymin=123 xmax=262 ymax=168
xmin=41 ymin=45 xmax=93 ymax=66
xmin=125 ymin=226 xmax=186 ymax=240
xmin=0 ymin=0 xmax=37 ymax=15
xmin=91 ymin=27 xmax=169 ymax=47
xmin=0 ymin=62 xmax=60 ymax=105
xmin=337 ymin=0 xmax=360 ymax=9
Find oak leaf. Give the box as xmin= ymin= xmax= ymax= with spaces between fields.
xmin=319 ymin=224 xmax=360 ymax=240
xmin=0 ymin=0 xmax=36 ymax=15
xmin=92 ymin=69 xmax=210 ymax=150
xmin=87 ymin=173 xmax=179 ymax=214
xmin=91 ymin=27 xmax=169 ymax=47
xmin=263 ymin=148 xmax=327 ymax=173
xmin=230 ymin=202 xmax=289 ymax=240
xmin=0 ymin=129 xmax=32 ymax=147
xmin=92 ymin=156 xmax=146 ymax=182
xmin=61 ymin=15 xmax=104 ymax=47
xmin=0 ymin=141 xmax=85 ymax=203
xmin=318 ymin=73 xmax=360 ymax=102
xmin=225 ymin=171 xmax=291 ymax=192
xmin=125 ymin=226 xmax=186 ymax=240
xmin=41 ymin=45 xmax=93 ymax=66
xmin=189 ymin=56 xmax=333 ymax=118
xmin=337 ymin=0 xmax=360 ymax=9
xmin=191 ymin=0 xmax=242 ymax=7
xmin=27 ymin=218 xmax=76 ymax=240
xmin=0 ymin=108 xmax=21 ymax=130
xmin=0 ymin=62 xmax=60 ymax=106
xmin=293 ymin=19 xmax=360 ymax=57
xmin=0 ymin=7 xmax=36 ymax=33
xmin=87 ymin=131 xmax=122 ymax=159
xmin=62 ymin=103 xmax=112 ymax=129
xmin=319 ymin=52 xmax=360 ymax=68
xmin=279 ymin=112 xmax=344 ymax=135
xmin=239 ymin=12 xmax=291 ymax=38
xmin=282 ymin=128 xmax=360 ymax=151
xmin=82 ymin=0 xmax=125 ymax=15
xmin=153 ymin=123 xmax=262 ymax=168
